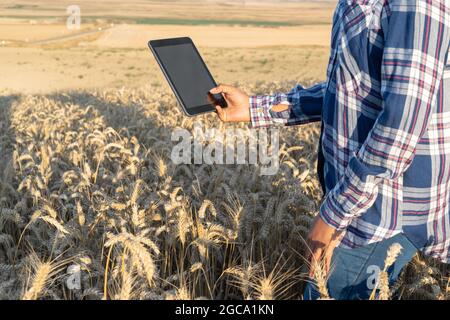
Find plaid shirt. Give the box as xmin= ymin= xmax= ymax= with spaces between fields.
xmin=249 ymin=0 xmax=450 ymax=263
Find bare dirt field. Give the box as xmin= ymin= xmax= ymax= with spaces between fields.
xmin=0 ymin=0 xmax=333 ymax=93
xmin=93 ymin=24 xmax=331 ymax=48
xmin=0 ymin=45 xmax=329 ymax=93
xmin=0 ymin=0 xmax=335 ymax=26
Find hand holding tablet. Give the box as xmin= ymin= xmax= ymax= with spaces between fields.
xmin=149 ymin=37 xmax=258 ymax=122
xmin=209 ymin=84 xmax=252 ymax=122
xmin=149 ymin=37 xmax=228 ymax=117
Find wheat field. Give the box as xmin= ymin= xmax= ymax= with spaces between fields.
xmin=0 ymin=80 xmax=449 ymax=300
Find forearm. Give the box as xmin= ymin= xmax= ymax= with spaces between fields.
xmin=249 ymin=82 xmax=326 ymax=128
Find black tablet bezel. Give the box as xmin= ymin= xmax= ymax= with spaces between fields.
xmin=148 ymin=37 xmax=224 ymax=117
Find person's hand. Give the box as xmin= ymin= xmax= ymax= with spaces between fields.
xmin=306 ymin=215 xmax=342 ymax=278
xmin=209 ymin=84 xmax=251 ymax=122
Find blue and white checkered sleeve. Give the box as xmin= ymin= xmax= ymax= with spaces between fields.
xmin=249 ymin=82 xmax=326 ymax=128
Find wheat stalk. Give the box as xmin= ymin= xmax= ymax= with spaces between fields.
xmin=370 ymin=243 xmax=403 ymax=300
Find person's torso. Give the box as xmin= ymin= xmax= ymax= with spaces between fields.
xmin=319 ymin=0 xmax=450 ymax=261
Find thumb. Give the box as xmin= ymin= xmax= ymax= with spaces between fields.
xmin=210 ymin=84 xmax=234 ymax=95
xmin=215 ymin=106 xmax=227 ymax=122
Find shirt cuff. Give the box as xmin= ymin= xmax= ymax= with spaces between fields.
xmin=319 ymin=194 xmax=354 ymax=231
xmin=319 ymin=156 xmax=380 ymax=231
xmin=249 ymin=95 xmax=275 ymax=128
xmin=249 ymin=94 xmax=291 ymax=128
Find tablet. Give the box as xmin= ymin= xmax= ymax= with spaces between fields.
xmin=149 ymin=37 xmax=227 ymax=117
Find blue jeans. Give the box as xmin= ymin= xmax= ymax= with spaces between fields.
xmin=303 ymin=233 xmax=418 ymax=300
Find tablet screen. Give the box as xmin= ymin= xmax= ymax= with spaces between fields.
xmin=153 ymin=42 xmax=219 ymax=114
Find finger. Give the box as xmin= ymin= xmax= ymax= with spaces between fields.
xmin=207 ymin=92 xmax=219 ymax=105
xmin=210 ymin=84 xmax=235 ymax=95
xmin=324 ymin=241 xmax=339 ymax=275
xmin=304 ymin=243 xmax=314 ymax=264
xmin=324 ymin=250 xmax=333 ymax=275
xmin=215 ymin=106 xmax=227 ymax=122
